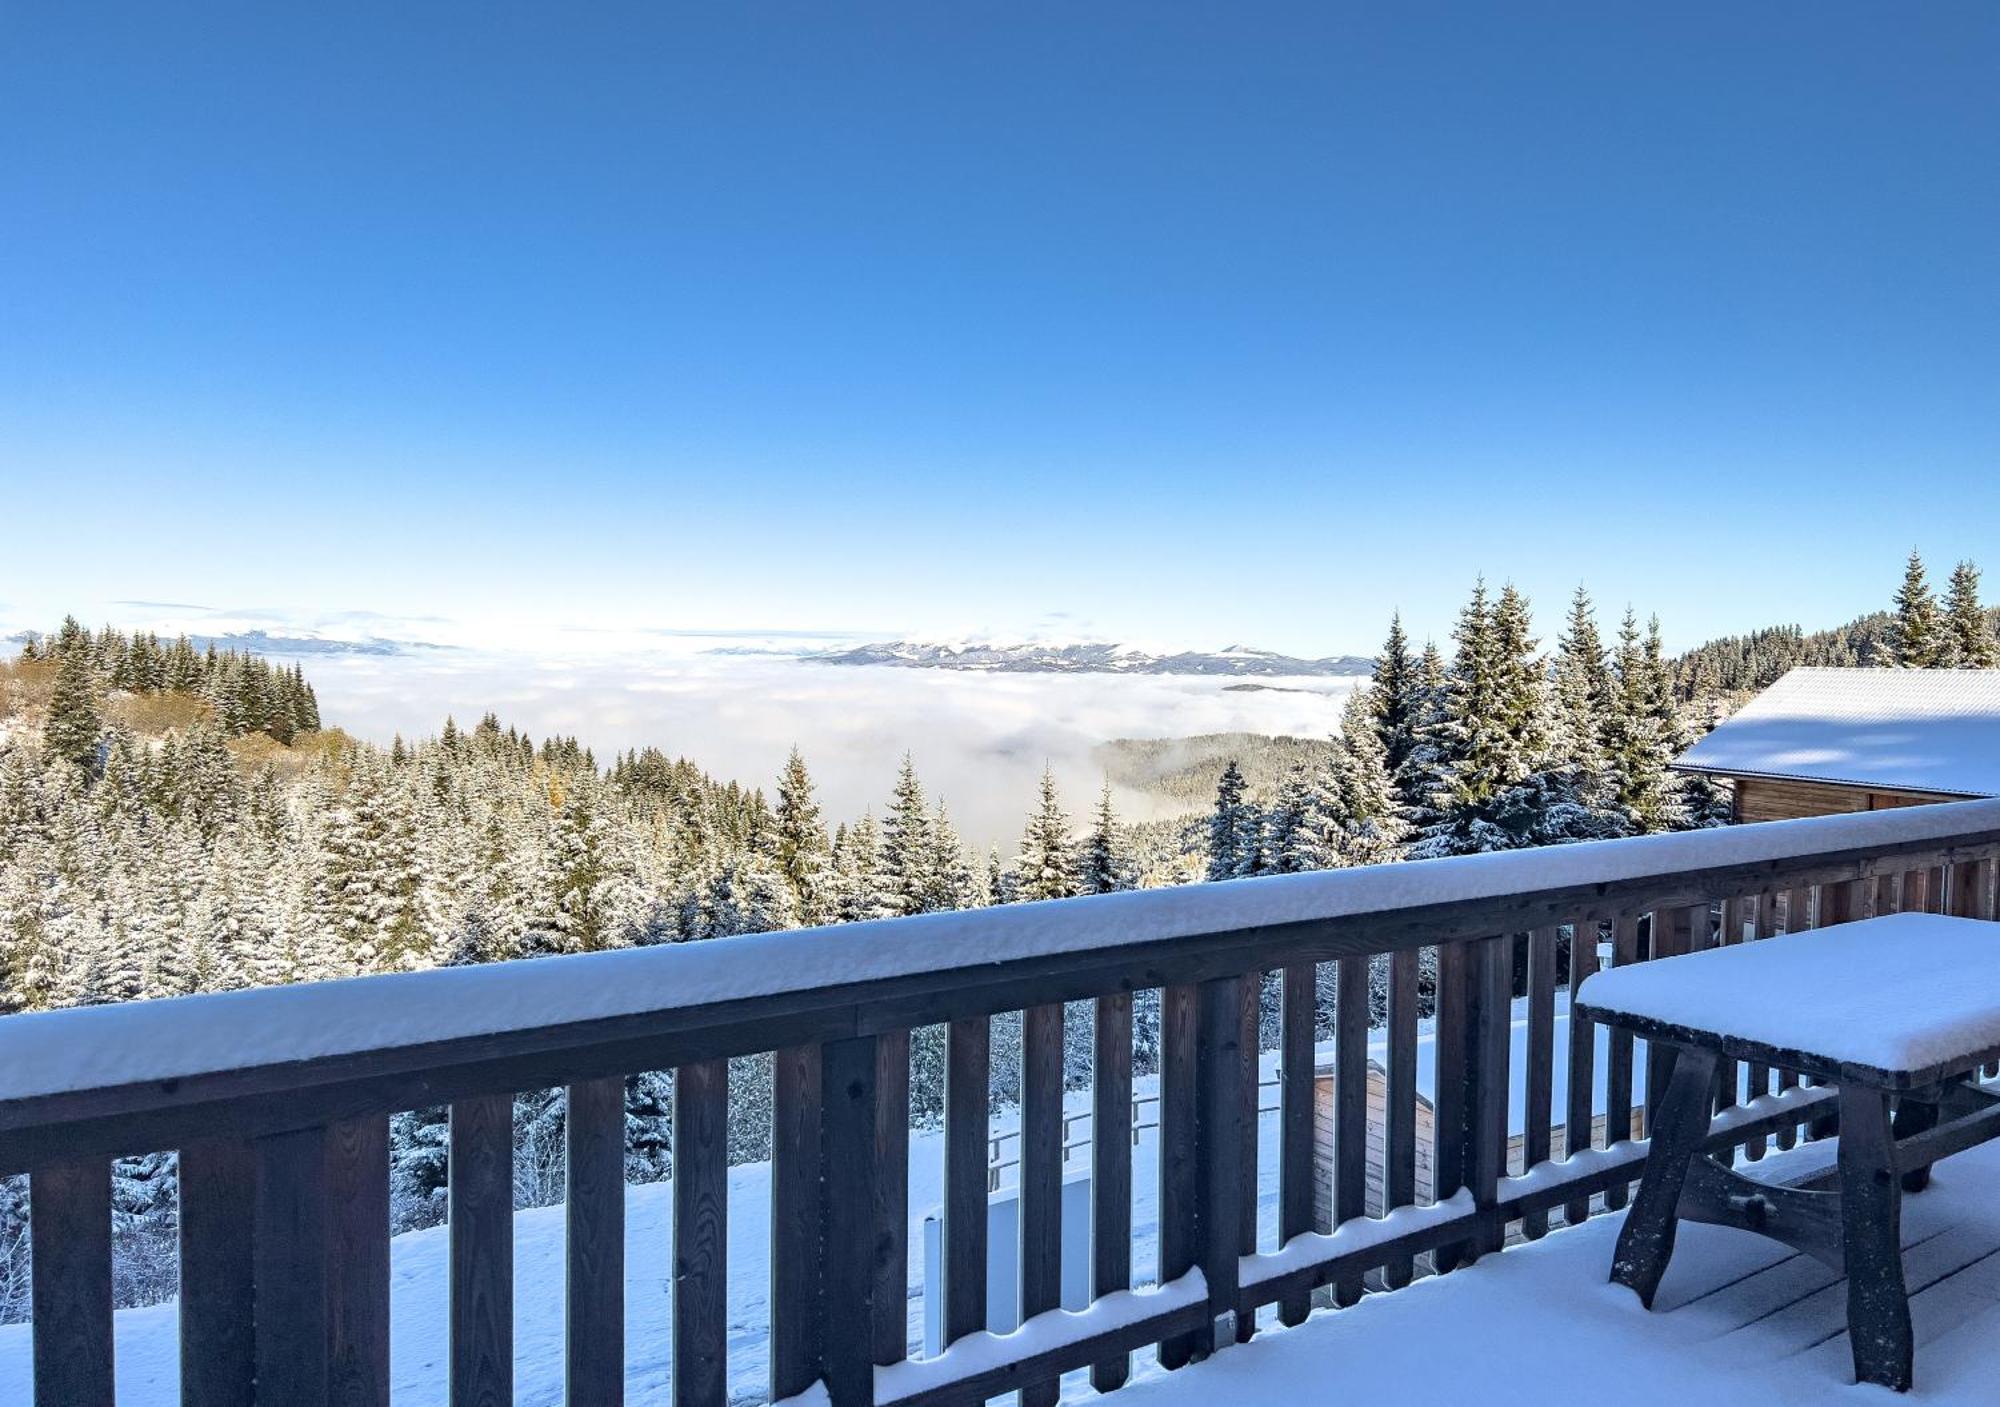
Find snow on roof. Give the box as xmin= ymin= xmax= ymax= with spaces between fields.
xmin=1676 ymin=667 xmax=2000 ymax=798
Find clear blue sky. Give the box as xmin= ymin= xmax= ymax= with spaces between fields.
xmin=3 ymin=3 xmax=1996 ymax=654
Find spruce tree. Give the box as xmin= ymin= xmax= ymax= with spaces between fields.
xmin=772 ymin=747 xmax=830 ymax=921
xmin=1206 ymin=760 xmax=1260 ymax=880
xmin=1331 ymin=688 xmax=1404 ymax=865
xmin=45 ymin=644 xmax=103 ymax=774
xmin=1890 ymin=549 xmax=1944 ymax=667
xmin=879 ymin=756 xmax=936 ymax=917
xmin=1550 ymin=585 xmax=1611 ymax=800
xmin=1370 ymin=613 xmax=1419 ymax=778
xmin=1078 ymin=780 xmax=1131 ymax=894
xmin=1943 ymin=560 xmax=1995 ymax=668
xmin=1016 ymin=767 xmax=1078 ymax=902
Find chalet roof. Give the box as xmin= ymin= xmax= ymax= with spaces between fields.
xmin=1675 ymin=666 xmax=2000 ymax=798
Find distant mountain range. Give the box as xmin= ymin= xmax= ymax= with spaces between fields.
xmin=188 ymin=630 xmax=442 ymax=656
xmin=806 ymin=640 xmax=1373 ymax=677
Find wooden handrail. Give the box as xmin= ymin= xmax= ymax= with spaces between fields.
xmin=5 ymin=802 xmax=1998 ymax=1407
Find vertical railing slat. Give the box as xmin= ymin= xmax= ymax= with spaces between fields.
xmin=1604 ymin=915 xmax=1640 ymax=1210
xmin=1468 ymin=935 xmax=1512 ymax=1260
xmin=1431 ymin=939 xmax=1471 ymax=1273
xmin=943 ymin=1017 xmax=990 ymax=1349
xmin=873 ymin=1030 xmax=913 ymax=1371
xmin=821 ymin=1035 xmax=881 ymax=1407
xmin=1277 ymin=963 xmax=1315 ymax=1326
xmin=1644 ymin=908 xmax=1692 ymax=1124
xmin=31 ymin=1157 xmax=115 ymax=1407
xmin=1019 ymin=1003 xmax=1065 ymax=1407
xmin=1196 ymin=975 xmax=1245 ymax=1356
xmin=1775 ymin=886 xmax=1813 ymax=1150
xmin=1384 ymin=948 xmax=1420 ymax=1286
xmin=672 ymin=1061 xmax=729 ymax=1407
xmin=1090 ymin=994 xmax=1134 ymax=1389
xmin=255 ymin=1127 xmax=331 ymax=1405
xmin=1522 ymin=925 xmax=1558 ymax=1240
xmin=450 ymin=1094 xmax=514 ymax=1407
xmin=1743 ymin=891 xmax=1780 ymax=1160
xmin=1157 ymin=983 xmax=1198 ymax=1368
xmin=327 ymin=1115 xmax=391 ymax=1407
xmin=1234 ymin=978 xmax=1259 ymax=1344
xmin=180 ymin=1140 xmax=257 ymax=1407
xmin=771 ymin=1044 xmax=824 ymax=1401
xmin=1333 ymin=953 xmax=1369 ymax=1303
xmin=566 ymin=1078 xmax=626 ymax=1407
xmin=1562 ymin=921 xmax=1600 ymax=1229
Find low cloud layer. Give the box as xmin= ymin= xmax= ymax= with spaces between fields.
xmin=293 ymin=649 xmax=1359 ymax=847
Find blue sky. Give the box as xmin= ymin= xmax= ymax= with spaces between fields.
xmin=3 ymin=3 xmax=1997 ymax=655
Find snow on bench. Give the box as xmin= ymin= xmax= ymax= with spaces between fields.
xmin=1576 ymin=913 xmax=2000 ymax=1079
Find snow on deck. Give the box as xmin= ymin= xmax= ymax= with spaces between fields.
xmin=1577 ymin=914 xmax=2000 ymax=1074
xmin=1101 ymin=1135 xmax=2000 ymax=1407
xmin=1677 ymin=666 xmax=2000 ymax=797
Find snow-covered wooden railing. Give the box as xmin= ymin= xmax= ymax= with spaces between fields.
xmin=4 ymin=800 xmax=2000 ymax=1407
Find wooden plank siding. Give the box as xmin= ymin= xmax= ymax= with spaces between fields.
xmin=1729 ymin=776 xmax=1974 ymax=824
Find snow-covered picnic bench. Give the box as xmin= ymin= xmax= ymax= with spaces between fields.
xmin=1576 ymin=913 xmax=2000 ymax=1393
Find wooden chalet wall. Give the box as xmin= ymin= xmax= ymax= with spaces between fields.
xmin=1730 ymin=777 xmax=1973 ymax=825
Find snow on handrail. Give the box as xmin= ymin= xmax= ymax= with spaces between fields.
xmin=2 ymin=798 xmax=1997 ymax=1107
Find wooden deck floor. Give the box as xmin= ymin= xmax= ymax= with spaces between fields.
xmin=1097 ymin=1136 xmax=2000 ymax=1406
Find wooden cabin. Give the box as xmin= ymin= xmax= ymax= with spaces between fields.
xmin=1311 ymin=1058 xmax=1432 ymax=1229
xmin=1310 ymin=1059 xmax=1642 ymax=1235
xmin=1675 ymin=666 xmax=2000 ymax=822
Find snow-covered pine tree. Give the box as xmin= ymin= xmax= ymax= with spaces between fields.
xmin=1331 ymin=688 xmax=1404 ymax=866
xmin=1603 ymin=608 xmax=1671 ymax=832
xmin=1016 ymin=767 xmax=1078 ymax=902
xmin=1943 ymin=560 xmax=1996 ymax=668
xmin=772 ymin=747 xmax=831 ymax=922
xmin=1370 ymin=613 xmax=1420 ymax=780
xmin=1205 ymin=760 xmax=1260 ymax=880
xmin=1890 ymin=549 xmax=1945 ymax=668
xmin=1078 ymin=780 xmax=1132 ymax=894
xmin=879 ymin=755 xmax=937 ymax=917
xmin=44 ymin=638 xmax=103 ymax=774
xmin=1550 ymin=585 xmax=1612 ymax=805
xmin=1264 ymin=759 xmax=1336 ymax=873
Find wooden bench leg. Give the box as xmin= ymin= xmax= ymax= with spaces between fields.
xmin=1891 ymin=1096 xmax=1939 ymax=1195
xmin=1838 ymin=1086 xmax=1912 ymax=1392
xmin=1611 ymin=1047 xmax=1717 ymax=1308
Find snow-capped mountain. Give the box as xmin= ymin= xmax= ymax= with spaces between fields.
xmin=806 ymin=639 xmax=1372 ymax=676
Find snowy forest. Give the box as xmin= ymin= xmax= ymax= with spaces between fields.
xmin=0 ymin=552 xmax=1993 ymax=1322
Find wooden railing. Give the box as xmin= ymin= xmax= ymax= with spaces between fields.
xmin=4 ymin=800 xmax=2000 ymax=1407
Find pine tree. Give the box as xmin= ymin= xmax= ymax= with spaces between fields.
xmin=45 ymin=643 xmax=103 ymax=774
xmin=1205 ymin=760 xmax=1260 ymax=880
xmin=1078 ymin=781 xmax=1131 ymax=894
xmin=1943 ymin=560 xmax=1995 ymax=668
xmin=879 ymin=756 xmax=936 ymax=918
xmin=1016 ymin=767 xmax=1077 ymax=902
xmin=1265 ymin=760 xmax=1336 ymax=873
xmin=1890 ymin=549 xmax=1945 ymax=668
xmin=1331 ymin=688 xmax=1404 ymax=865
xmin=1550 ymin=585 xmax=1611 ymax=800
xmin=1603 ymin=609 xmax=1670 ymax=832
xmin=772 ymin=748 xmax=830 ymax=921
xmin=1370 ymin=613 xmax=1419 ymax=778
